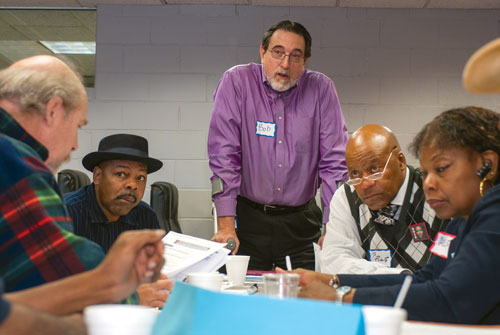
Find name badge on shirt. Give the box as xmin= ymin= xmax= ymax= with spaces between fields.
xmin=256 ymin=120 xmax=276 ymax=138
xmin=368 ymin=249 xmax=392 ymax=267
xmin=430 ymin=232 xmax=456 ymax=259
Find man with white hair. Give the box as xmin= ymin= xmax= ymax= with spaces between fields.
xmin=0 ymin=55 xmax=105 ymax=292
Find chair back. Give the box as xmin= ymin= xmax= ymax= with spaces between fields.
xmin=57 ymin=169 xmax=91 ymax=194
xmin=150 ymin=181 xmax=182 ymax=233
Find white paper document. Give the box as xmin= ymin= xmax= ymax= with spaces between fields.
xmin=162 ymin=231 xmax=230 ymax=282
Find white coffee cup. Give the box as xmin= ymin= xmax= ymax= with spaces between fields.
xmin=262 ymin=273 xmax=300 ymax=298
xmin=186 ymin=272 xmax=224 ymax=291
xmin=362 ymin=305 xmax=407 ymax=335
xmin=225 ymin=255 xmax=250 ymax=286
xmin=84 ymin=304 xmax=157 ymax=335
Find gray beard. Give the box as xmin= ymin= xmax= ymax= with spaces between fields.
xmin=265 ymin=73 xmax=297 ymax=92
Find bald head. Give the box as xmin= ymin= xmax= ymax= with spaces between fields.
xmin=346 ymin=124 xmax=407 ymax=210
xmin=0 ymin=55 xmax=86 ymax=117
xmin=11 ymin=55 xmax=82 ymax=85
xmin=12 ymin=55 xmax=70 ymax=70
xmin=348 ymin=124 xmax=400 ymax=154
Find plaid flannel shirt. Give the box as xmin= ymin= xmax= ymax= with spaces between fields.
xmin=0 ymin=108 xmax=105 ymax=292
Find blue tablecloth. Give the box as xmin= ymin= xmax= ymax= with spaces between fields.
xmin=153 ymin=282 xmax=365 ymax=335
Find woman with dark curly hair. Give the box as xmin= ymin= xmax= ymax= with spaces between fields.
xmin=284 ymin=106 xmax=500 ymax=324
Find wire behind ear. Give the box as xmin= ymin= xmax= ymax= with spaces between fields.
xmin=476 ymin=161 xmax=492 ymax=179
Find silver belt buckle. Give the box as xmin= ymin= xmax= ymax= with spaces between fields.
xmin=263 ymin=204 xmax=276 ymax=213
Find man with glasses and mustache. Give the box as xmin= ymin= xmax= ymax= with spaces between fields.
xmin=65 ymin=134 xmax=173 ymax=308
xmin=208 ymin=20 xmax=348 ymax=270
xmin=320 ymin=124 xmax=448 ymax=276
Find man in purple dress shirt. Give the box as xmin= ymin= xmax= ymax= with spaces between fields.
xmin=208 ymin=20 xmax=348 ymax=270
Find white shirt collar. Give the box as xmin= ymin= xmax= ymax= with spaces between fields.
xmin=390 ymin=167 xmax=410 ymax=206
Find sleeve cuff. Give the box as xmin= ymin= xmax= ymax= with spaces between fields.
xmin=214 ymin=198 xmax=237 ymax=217
xmin=322 ymin=206 xmax=330 ymax=224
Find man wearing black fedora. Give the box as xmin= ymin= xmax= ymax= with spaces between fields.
xmin=65 ymin=134 xmax=172 ymax=307
xmin=65 ymin=133 xmax=163 ymax=252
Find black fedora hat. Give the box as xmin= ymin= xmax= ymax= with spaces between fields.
xmin=82 ymin=134 xmax=163 ymax=174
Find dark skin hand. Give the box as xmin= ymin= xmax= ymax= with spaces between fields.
xmin=276 ymin=267 xmax=357 ymax=303
xmin=275 ymin=267 xmax=332 ymax=286
xmin=298 ymin=281 xmax=336 ymax=301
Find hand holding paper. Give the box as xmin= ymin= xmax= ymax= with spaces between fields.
xmin=161 ymin=232 xmax=230 ymax=282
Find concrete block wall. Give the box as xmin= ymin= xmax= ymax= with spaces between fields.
xmin=60 ymin=4 xmax=500 ymax=239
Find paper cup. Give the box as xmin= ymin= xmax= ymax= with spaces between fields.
xmin=362 ymin=305 xmax=407 ymax=335
xmin=186 ymin=272 xmax=224 ymax=291
xmin=225 ymin=255 xmax=250 ymax=286
xmin=262 ymin=273 xmax=300 ymax=298
xmin=84 ymin=304 xmax=157 ymax=335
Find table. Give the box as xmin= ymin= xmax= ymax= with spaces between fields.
xmin=402 ymin=321 xmax=500 ymax=334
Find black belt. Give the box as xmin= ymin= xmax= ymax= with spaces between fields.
xmin=238 ymin=196 xmax=309 ymax=215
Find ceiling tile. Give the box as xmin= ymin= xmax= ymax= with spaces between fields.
xmin=71 ymin=10 xmax=96 ymax=31
xmin=0 ymin=0 xmax=82 ymax=7
xmin=15 ymin=25 xmax=94 ymax=41
xmin=0 ymin=21 xmax=32 ymax=40
xmin=0 ymin=40 xmax=50 ymax=62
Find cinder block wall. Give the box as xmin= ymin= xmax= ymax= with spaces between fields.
xmin=60 ymin=5 xmax=500 ymax=239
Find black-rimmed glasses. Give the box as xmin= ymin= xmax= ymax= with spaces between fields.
xmin=268 ymin=47 xmax=304 ymax=63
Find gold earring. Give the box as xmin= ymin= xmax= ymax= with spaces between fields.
xmin=480 ymin=177 xmax=489 ymax=197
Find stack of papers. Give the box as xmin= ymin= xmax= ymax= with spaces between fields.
xmin=161 ymin=231 xmax=230 ymax=282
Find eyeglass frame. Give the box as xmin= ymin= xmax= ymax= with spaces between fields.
xmin=345 ymin=148 xmax=397 ymax=186
xmin=267 ymin=46 xmax=305 ymax=63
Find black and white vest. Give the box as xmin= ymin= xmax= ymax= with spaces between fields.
xmin=344 ymin=166 xmax=449 ymax=272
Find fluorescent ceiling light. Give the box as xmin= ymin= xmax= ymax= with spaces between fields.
xmin=39 ymin=41 xmax=95 ymax=54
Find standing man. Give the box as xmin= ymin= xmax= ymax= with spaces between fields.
xmin=0 ymin=55 xmax=105 ymax=292
xmin=65 ymin=134 xmax=163 ymax=253
xmin=208 ymin=20 xmax=348 ymax=270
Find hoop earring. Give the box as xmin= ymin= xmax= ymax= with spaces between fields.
xmin=480 ymin=177 xmax=488 ymax=197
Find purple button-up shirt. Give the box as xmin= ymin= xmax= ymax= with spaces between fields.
xmin=208 ymin=63 xmax=348 ymax=223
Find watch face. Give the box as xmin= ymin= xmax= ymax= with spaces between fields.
xmin=338 ymin=286 xmax=351 ymax=294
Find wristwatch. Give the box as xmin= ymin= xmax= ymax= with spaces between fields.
xmin=336 ymin=286 xmax=352 ymax=303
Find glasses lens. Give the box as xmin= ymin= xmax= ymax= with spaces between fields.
xmin=366 ymin=172 xmax=383 ymax=181
xmin=346 ymin=178 xmax=361 ymax=186
xmin=290 ymin=54 xmax=303 ymax=63
xmin=270 ymin=48 xmax=285 ymax=60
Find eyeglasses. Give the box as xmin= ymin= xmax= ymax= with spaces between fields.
xmin=268 ymin=47 xmax=304 ymax=63
xmin=346 ymin=149 xmax=396 ymax=186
